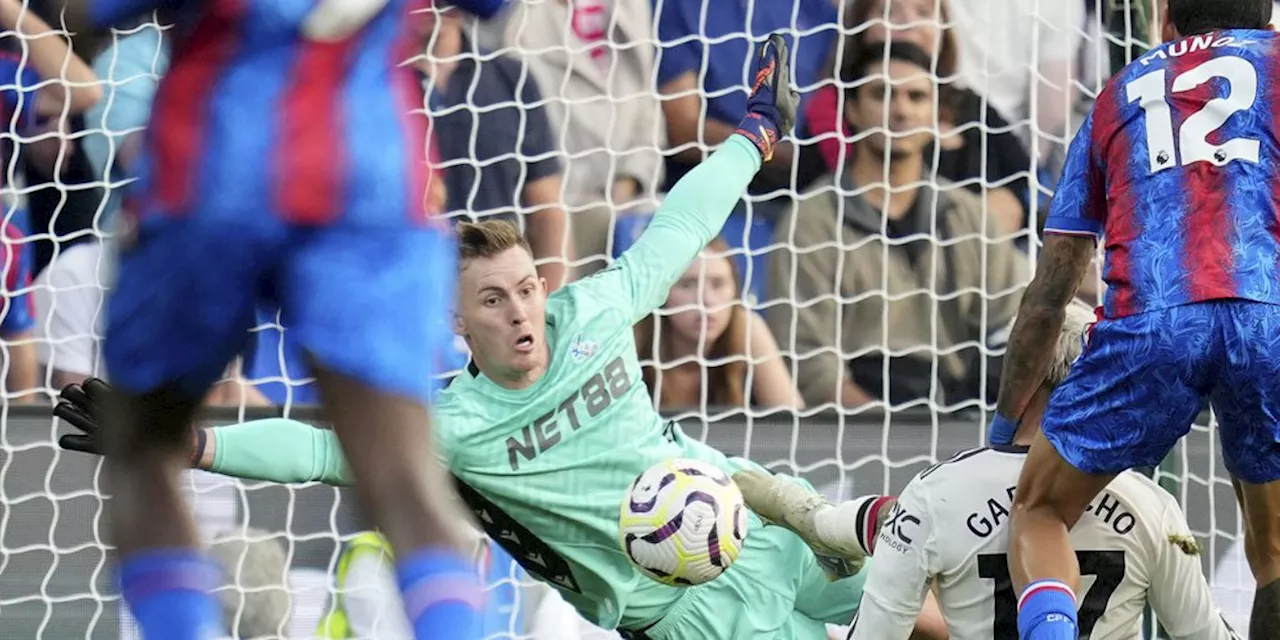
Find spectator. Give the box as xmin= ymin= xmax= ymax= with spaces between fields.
xmin=947 ymin=0 xmax=1083 ymax=163
xmin=207 ymin=527 xmax=292 ymax=639
xmin=417 ymin=6 xmax=570 ymax=290
xmin=80 ymin=22 xmax=168 ymax=230
xmin=0 ymin=0 xmax=101 ymax=125
xmin=32 ymin=238 xmax=100 ymax=388
xmin=1 ymin=214 xmax=35 ymax=401
xmin=807 ymin=0 xmax=1034 ymax=235
xmin=653 ymin=0 xmax=837 ymax=194
xmin=635 ymin=237 xmax=802 ymax=412
xmin=0 ymin=0 xmax=100 ymax=400
xmin=481 ymin=0 xmax=666 ymax=275
xmin=766 ymin=43 xmax=1028 ymax=410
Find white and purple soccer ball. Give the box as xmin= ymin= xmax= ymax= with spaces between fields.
xmin=618 ymin=458 xmax=749 ymax=586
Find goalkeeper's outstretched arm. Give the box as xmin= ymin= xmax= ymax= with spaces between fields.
xmin=601 ymin=34 xmax=797 ymax=323
xmin=193 ymin=419 xmax=354 ymax=487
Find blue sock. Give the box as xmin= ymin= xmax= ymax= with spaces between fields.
xmin=1018 ymin=580 xmax=1079 ymax=640
xmin=396 ymin=548 xmax=483 ymax=640
xmin=119 ymin=549 xmax=223 ymax=640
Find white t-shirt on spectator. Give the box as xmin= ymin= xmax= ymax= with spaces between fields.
xmin=33 ymin=241 xmax=105 ymax=379
xmin=947 ymin=0 xmax=1083 ymax=125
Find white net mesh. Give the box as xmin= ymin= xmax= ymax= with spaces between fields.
xmin=0 ymin=0 xmax=1265 ymax=637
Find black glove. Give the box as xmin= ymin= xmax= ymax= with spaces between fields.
xmin=54 ymin=378 xmax=111 ymax=456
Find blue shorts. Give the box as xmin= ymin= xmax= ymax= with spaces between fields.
xmin=1042 ymin=300 xmax=1280 ymax=484
xmin=103 ymin=216 xmax=455 ymax=403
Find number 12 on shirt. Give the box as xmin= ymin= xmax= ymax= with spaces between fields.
xmin=1125 ymin=55 xmax=1260 ymax=173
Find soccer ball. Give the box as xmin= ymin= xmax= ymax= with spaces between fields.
xmin=618 ymin=458 xmax=750 ymax=586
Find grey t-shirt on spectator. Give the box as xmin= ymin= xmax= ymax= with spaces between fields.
xmin=431 ymin=41 xmax=560 ymax=221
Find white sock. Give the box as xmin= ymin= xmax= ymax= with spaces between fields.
xmin=814 ymin=495 xmax=894 ymax=555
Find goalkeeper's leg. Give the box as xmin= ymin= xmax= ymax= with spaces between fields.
xmin=733 ymin=469 xmax=892 ymax=565
xmin=290 ymin=226 xmax=482 ymax=640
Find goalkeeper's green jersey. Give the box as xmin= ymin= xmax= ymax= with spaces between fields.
xmin=208 ymin=136 xmax=765 ymax=631
xmin=436 ymin=136 xmax=763 ymax=630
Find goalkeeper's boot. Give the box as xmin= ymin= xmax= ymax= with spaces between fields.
xmin=732 ymin=470 xmax=867 ymax=565
xmin=734 ymin=32 xmax=799 ymax=162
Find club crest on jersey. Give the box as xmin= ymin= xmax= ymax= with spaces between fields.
xmin=569 ymin=335 xmax=598 ymax=362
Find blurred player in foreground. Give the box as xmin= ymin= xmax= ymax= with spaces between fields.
xmin=55 ymin=34 xmax=947 ymax=640
xmin=981 ymin=0 xmax=1280 ymax=638
xmin=737 ymin=301 xmax=1238 ymax=639
xmin=53 ymin=0 xmax=510 ymax=638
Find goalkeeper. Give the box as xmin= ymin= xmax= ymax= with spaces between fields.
xmin=54 ymin=35 xmax=945 ymax=640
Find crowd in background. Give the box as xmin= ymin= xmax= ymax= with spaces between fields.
xmin=0 ymin=0 xmax=1268 ymax=637
xmin=7 ymin=0 xmax=1156 ymax=416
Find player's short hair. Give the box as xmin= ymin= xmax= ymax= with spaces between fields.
xmin=1168 ymin=0 xmax=1271 ymax=35
xmin=208 ymin=527 xmax=291 ymax=639
xmin=1044 ymin=301 xmax=1098 ymax=388
xmin=839 ymin=41 xmax=936 ymax=104
xmin=456 ymin=219 xmax=532 ymax=264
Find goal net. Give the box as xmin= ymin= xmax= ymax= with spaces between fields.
xmin=0 ymin=0 xmax=1258 ymax=637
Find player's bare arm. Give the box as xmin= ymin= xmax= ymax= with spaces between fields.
xmin=993 ymin=233 xmax=1094 ymax=428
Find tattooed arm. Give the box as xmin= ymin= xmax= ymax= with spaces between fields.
xmin=989 ymin=104 xmax=1106 ymax=440
xmin=994 ymin=234 xmax=1096 ymax=422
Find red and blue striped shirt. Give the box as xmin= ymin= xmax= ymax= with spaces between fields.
xmin=93 ymin=0 xmax=437 ymax=228
xmin=1046 ymin=29 xmax=1280 ymax=319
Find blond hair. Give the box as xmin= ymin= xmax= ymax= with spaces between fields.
xmin=208 ymin=528 xmax=291 ymax=639
xmin=1044 ymin=300 xmax=1097 ymax=388
xmin=456 ymin=219 xmax=531 ymax=264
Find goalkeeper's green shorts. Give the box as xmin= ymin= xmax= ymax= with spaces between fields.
xmin=638 ymin=512 xmax=868 ymax=640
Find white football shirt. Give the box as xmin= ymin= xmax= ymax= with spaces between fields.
xmin=848 ymin=445 xmax=1238 ymax=640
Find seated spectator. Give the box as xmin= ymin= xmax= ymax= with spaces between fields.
xmin=0 ymin=0 xmax=100 ymax=400
xmin=766 ymin=43 xmax=1028 ymax=410
xmin=207 ymin=527 xmax=292 ymax=639
xmin=946 ymin=0 xmax=1083 ymax=164
xmin=2 ymin=214 xmax=35 ymax=401
xmin=32 ymin=240 xmax=100 ymax=389
xmin=481 ymin=0 xmax=666 ymax=276
xmin=653 ymin=0 xmax=837 ymax=195
xmin=416 ymin=6 xmax=570 ymax=290
xmin=806 ymin=0 xmax=1034 ymax=235
xmin=80 ymin=22 xmax=168 ymax=230
xmin=636 ymin=237 xmax=802 ymax=412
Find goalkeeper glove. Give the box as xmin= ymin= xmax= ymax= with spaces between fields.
xmin=734 ymin=33 xmax=799 ymax=163
xmin=55 ymin=377 xmax=210 ymax=467
xmin=54 ymin=378 xmax=111 ymax=456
